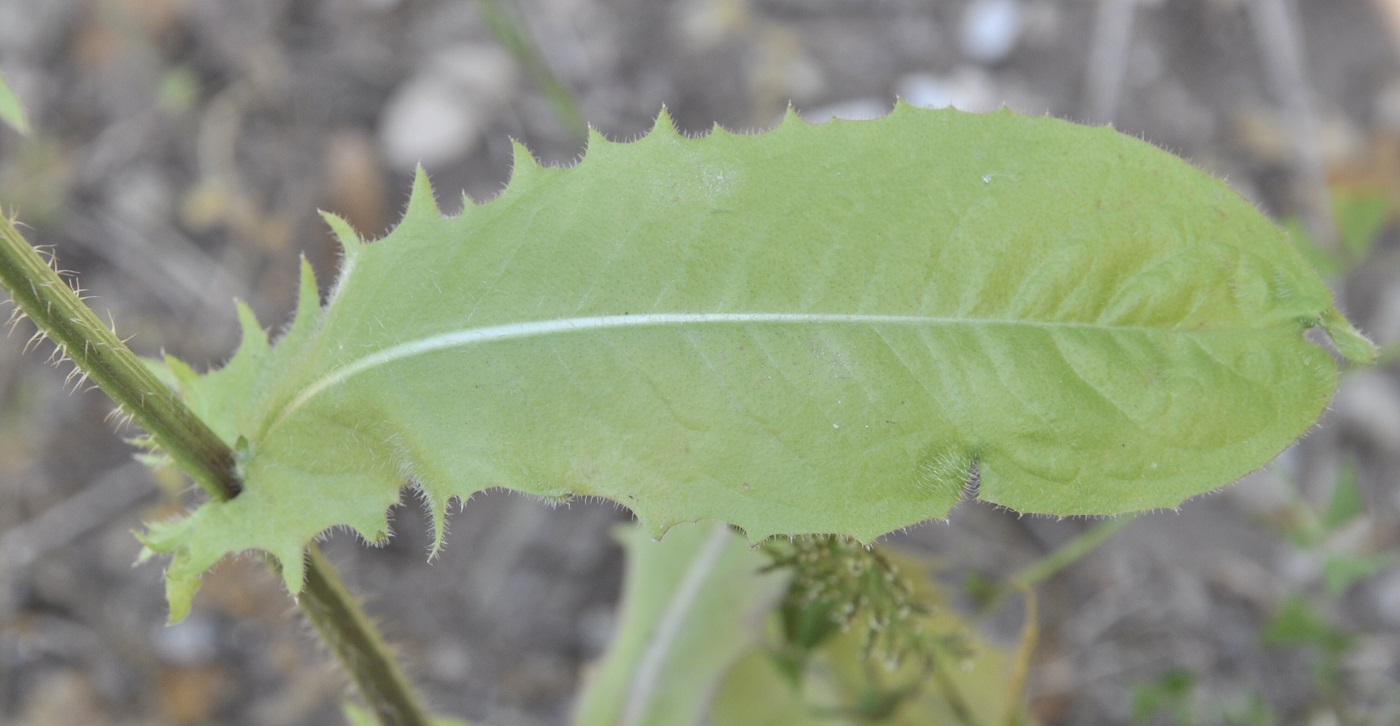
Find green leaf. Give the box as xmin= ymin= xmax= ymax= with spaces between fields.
xmin=1130 ymin=669 xmax=1196 ymax=726
xmin=1321 ymin=460 xmax=1365 ymax=531
xmin=1282 ymin=184 xmax=1396 ymax=278
xmin=572 ymin=522 xmax=790 ymax=726
xmin=1261 ymin=596 xmax=1348 ymax=652
xmin=142 ymin=105 xmax=1366 ymax=614
xmin=1333 ymin=184 xmax=1393 ymax=261
xmin=0 ymin=72 xmax=30 ymax=135
xmin=1322 ymin=553 xmax=1393 ymax=598
xmin=710 ymin=649 xmax=837 ymax=726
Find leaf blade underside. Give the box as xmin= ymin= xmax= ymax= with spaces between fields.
xmin=142 ymin=105 xmax=1370 ymax=612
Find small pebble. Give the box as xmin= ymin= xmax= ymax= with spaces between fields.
xmin=897 ymin=67 xmax=999 ymax=112
xmin=150 ymin=615 xmax=220 ymax=665
xmin=379 ymin=45 xmax=518 ymax=170
xmin=961 ymin=0 xmax=1022 ymax=64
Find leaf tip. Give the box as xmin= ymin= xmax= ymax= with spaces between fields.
xmin=233 ymin=300 xmax=267 ymax=349
xmin=652 ymin=106 xmax=681 ymax=138
xmin=427 ymin=503 xmax=449 ymax=560
xmin=161 ymin=351 xmax=197 ymax=379
xmin=296 ymin=256 xmax=320 ymax=316
xmin=165 ymin=573 xmax=198 ymax=624
xmin=406 ymin=165 xmax=442 ymax=221
xmin=781 ymin=103 xmax=803 ymax=127
xmin=585 ymin=124 xmax=612 ymax=154
xmin=509 ymin=138 xmax=541 ymax=179
xmin=1320 ymin=307 xmax=1378 ymax=365
xmin=319 ymin=210 xmax=363 ymax=261
xmin=278 ymin=546 xmax=308 ymax=597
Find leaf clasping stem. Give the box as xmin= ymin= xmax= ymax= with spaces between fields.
xmin=0 ymin=213 xmax=434 ymax=726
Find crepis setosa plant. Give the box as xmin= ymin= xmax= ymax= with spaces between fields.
xmin=0 ymin=101 xmax=1375 ymax=724
xmin=135 ymin=104 xmax=1373 ymax=618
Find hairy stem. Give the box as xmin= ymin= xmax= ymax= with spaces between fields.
xmin=0 ymin=214 xmax=239 ymax=500
xmin=0 ymin=212 xmax=432 ymax=726
xmin=298 ymin=546 xmax=435 ymax=726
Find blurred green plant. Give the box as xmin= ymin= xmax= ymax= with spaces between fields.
xmin=0 ymin=72 xmax=31 ymax=136
xmin=1273 ymin=461 xmax=1396 ymax=598
xmin=477 ymin=0 xmax=587 ymax=139
xmin=1249 ymin=457 xmax=1394 ymax=721
xmin=1130 ymin=450 xmax=1397 ymax=726
xmin=1285 ymin=184 xmax=1395 ymax=277
xmin=1131 ymin=668 xmax=1277 ymax=726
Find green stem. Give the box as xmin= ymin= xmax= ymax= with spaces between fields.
xmin=1010 ymin=514 xmax=1137 ymax=589
xmin=298 ymin=546 xmax=435 ymax=726
xmin=478 ymin=0 xmax=587 ymax=137
xmin=1001 ymin=584 xmax=1037 ymax=726
xmin=0 ymin=212 xmax=433 ymax=726
xmin=0 ymin=214 xmax=239 ymax=501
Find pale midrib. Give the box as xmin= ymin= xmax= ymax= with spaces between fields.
xmin=270 ymin=311 xmax=1290 ymax=428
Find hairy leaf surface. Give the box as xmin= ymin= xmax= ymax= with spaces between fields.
xmin=141 ymin=105 xmax=1372 ymax=615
